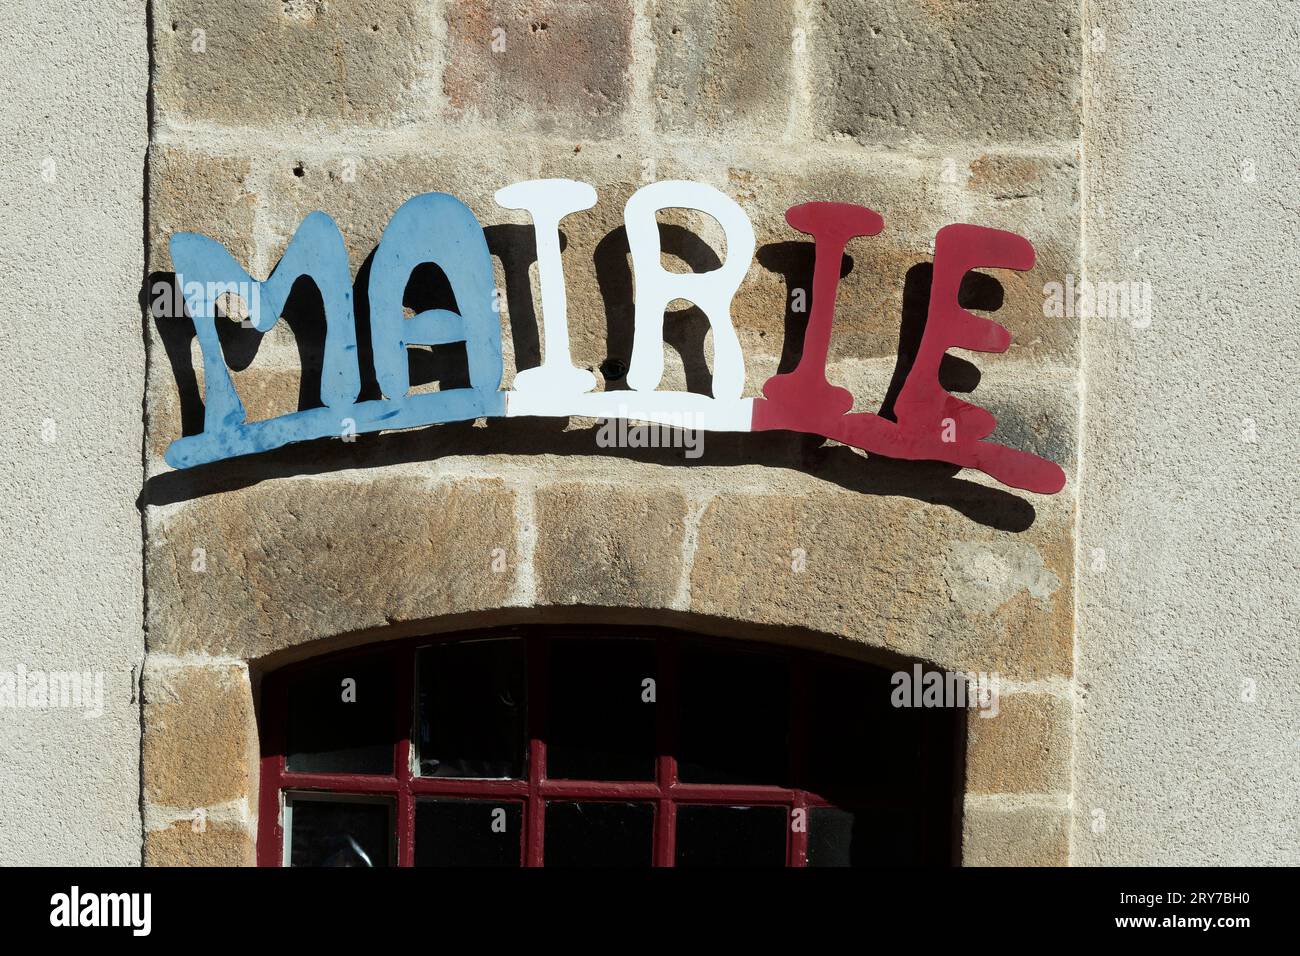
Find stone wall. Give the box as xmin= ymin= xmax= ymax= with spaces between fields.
xmin=142 ymin=0 xmax=1082 ymax=865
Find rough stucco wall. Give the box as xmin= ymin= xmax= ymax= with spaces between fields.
xmin=1074 ymin=3 xmax=1300 ymax=863
xmin=0 ymin=2 xmax=146 ymax=864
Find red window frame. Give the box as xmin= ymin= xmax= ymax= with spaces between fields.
xmin=257 ymin=625 xmax=963 ymax=866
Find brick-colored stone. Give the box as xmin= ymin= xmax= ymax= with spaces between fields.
xmin=144 ymin=821 xmax=256 ymax=866
xmin=962 ymin=801 xmax=1070 ymax=865
xmin=533 ymin=481 xmax=690 ymax=607
xmin=965 ymin=692 xmax=1071 ymax=794
xmin=146 ymin=476 xmax=519 ymax=657
xmin=810 ymin=0 xmax=1081 ymax=146
xmin=142 ymin=662 xmax=256 ymax=808
xmin=652 ymin=0 xmax=796 ymax=135
xmin=443 ymin=0 xmax=634 ymax=137
xmin=152 ymin=0 xmax=437 ymax=127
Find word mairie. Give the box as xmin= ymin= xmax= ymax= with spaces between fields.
xmin=163 ymin=179 xmax=1065 ymax=495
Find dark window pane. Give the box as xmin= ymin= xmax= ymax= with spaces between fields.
xmin=807 ymin=806 xmax=925 ymax=866
xmin=417 ymin=639 xmax=526 ymax=779
xmin=806 ymin=663 xmax=928 ymax=798
xmin=288 ymin=797 xmax=392 ymax=867
xmin=547 ymin=639 xmax=656 ymax=781
xmin=543 ymin=802 xmax=654 ymax=867
xmin=414 ymin=799 xmax=522 ymax=867
xmin=286 ymin=655 xmax=394 ymax=775
xmin=674 ymin=805 xmax=786 ymax=867
xmin=678 ymin=645 xmax=790 ymax=785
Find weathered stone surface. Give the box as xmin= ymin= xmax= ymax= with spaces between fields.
xmin=688 ymin=484 xmax=1074 ymax=680
xmin=533 ymin=481 xmax=690 ymax=607
xmin=148 ymin=366 xmax=309 ymax=466
xmin=820 ymin=358 xmax=1078 ymax=473
xmin=146 ymin=476 xmax=519 ymax=657
xmin=810 ymin=0 xmax=1080 ymax=146
xmin=443 ymin=0 xmax=634 ymax=137
xmin=153 ymin=0 xmax=437 ymax=127
xmin=148 ymin=144 xmax=255 ymax=272
xmin=147 ymin=145 xmax=260 ymax=468
xmin=257 ymin=142 xmax=646 ymax=392
xmin=973 ymin=375 xmax=1078 ymax=478
xmin=962 ymin=801 xmax=1070 ymax=865
xmin=142 ymin=662 xmax=256 ymax=808
xmin=147 ymin=140 xmax=1078 ymax=451
xmin=144 ymin=135 xmax=1080 ymax=700
xmin=242 ymin=139 xmax=1076 ymax=406
xmin=652 ymin=0 xmax=796 ymax=135
xmin=709 ymin=149 xmax=1081 ymax=379
xmin=965 ymin=692 xmax=1071 ymax=794
xmin=144 ymin=821 xmax=255 ymax=866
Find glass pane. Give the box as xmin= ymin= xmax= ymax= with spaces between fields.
xmin=417 ymin=639 xmax=526 ymax=779
xmin=674 ymin=805 xmax=787 ymax=867
xmin=288 ymin=797 xmax=392 ymax=867
xmin=677 ymin=645 xmax=790 ymax=785
xmin=414 ymin=799 xmax=522 ymax=867
xmin=807 ymin=806 xmax=925 ymax=866
xmin=543 ymin=802 xmax=654 ymax=867
xmin=547 ymin=639 xmax=656 ymax=781
xmin=806 ymin=663 xmax=925 ymax=798
xmin=286 ymin=655 xmax=394 ymax=775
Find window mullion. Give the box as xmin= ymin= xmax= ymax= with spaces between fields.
xmin=789 ymin=658 xmax=810 ymax=867
xmin=395 ymin=647 xmax=415 ymax=867
xmin=524 ymin=635 xmax=547 ymax=866
xmin=257 ymin=672 xmax=288 ymax=867
xmin=653 ymin=636 xmax=679 ymax=867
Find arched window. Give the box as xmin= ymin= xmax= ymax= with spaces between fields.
xmin=257 ymin=627 xmax=961 ymax=866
